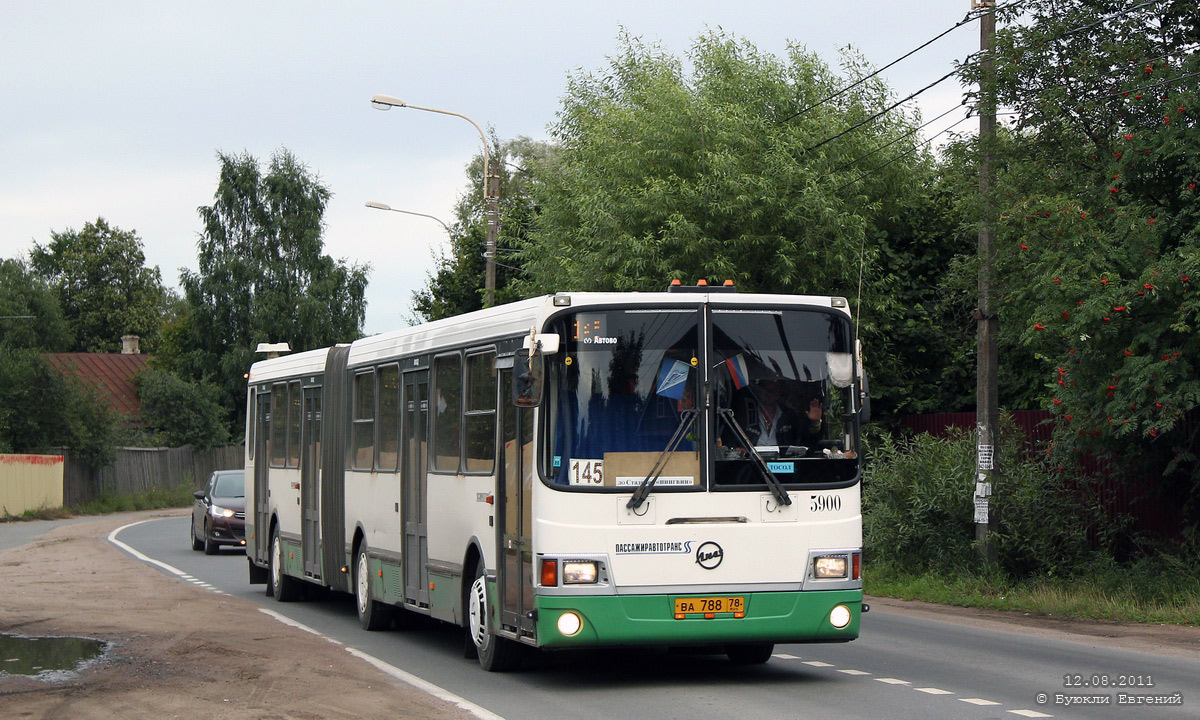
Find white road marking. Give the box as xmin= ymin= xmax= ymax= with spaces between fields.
xmin=916 ymin=687 xmax=954 ymax=695
xmin=877 ymin=678 xmax=912 ymax=685
xmin=961 ymin=698 xmax=1002 ymax=706
xmin=838 ymin=669 xmax=870 ymax=676
xmin=802 ymin=661 xmax=834 ymax=667
xmin=108 ymin=520 xmax=504 ymax=720
xmin=772 ymin=653 xmax=800 ymax=659
xmin=1009 ymin=711 xmax=1053 ymax=718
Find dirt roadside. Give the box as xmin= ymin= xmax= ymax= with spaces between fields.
xmin=0 ymin=509 xmax=476 ymax=720
xmin=2 ymin=510 xmax=1197 ymax=719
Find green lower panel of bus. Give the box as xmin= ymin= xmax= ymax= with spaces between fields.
xmin=534 ymin=589 xmax=862 ymax=649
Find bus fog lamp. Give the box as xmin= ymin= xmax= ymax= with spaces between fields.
xmin=814 ymin=555 xmax=847 ymax=578
xmin=562 ymin=561 xmax=598 ymax=584
xmin=557 ymin=611 xmax=583 ymax=636
xmin=829 ymin=604 xmax=852 ymax=629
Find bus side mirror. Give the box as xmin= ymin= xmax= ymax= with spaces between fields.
xmin=513 ymin=348 xmax=545 ymax=407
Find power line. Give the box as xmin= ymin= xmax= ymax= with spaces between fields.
xmin=779 ymin=8 xmax=984 ymax=125
xmin=830 ymin=103 xmax=965 ymax=174
xmin=801 ymin=69 xmax=959 ymax=155
xmin=831 ymin=112 xmax=976 ymax=195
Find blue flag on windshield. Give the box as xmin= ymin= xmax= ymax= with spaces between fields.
xmin=656 ymin=359 xmax=690 ymax=400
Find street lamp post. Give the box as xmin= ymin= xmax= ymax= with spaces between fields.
xmin=365 ymin=201 xmax=451 ymax=235
xmin=371 ymin=94 xmax=500 ymax=307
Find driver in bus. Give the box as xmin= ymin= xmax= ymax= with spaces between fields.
xmin=725 ymin=376 xmax=823 ymax=454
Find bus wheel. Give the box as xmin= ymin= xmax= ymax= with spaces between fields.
xmin=466 ymin=563 xmax=522 ymax=672
xmin=355 ymin=545 xmax=394 ymax=631
xmin=269 ymin=528 xmax=300 ymax=602
xmin=726 ymin=643 xmax=774 ymax=665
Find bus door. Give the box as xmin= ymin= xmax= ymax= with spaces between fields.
xmin=498 ymin=367 xmax=535 ymax=637
xmin=301 ymin=386 xmax=322 ymax=579
xmin=402 ymin=370 xmax=430 ymax=607
xmin=253 ymin=390 xmax=272 ymax=564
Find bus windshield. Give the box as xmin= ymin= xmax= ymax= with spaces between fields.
xmin=547 ymin=308 xmax=701 ymax=489
xmin=545 ymin=305 xmax=859 ymax=491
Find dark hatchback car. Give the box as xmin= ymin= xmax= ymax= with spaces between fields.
xmin=190 ymin=469 xmax=246 ymax=554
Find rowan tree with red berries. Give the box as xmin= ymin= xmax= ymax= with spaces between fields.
xmin=952 ymin=0 xmax=1199 ymax=517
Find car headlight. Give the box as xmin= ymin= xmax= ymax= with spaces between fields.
xmin=210 ymin=505 xmax=235 ymax=519
xmin=814 ymin=555 xmax=848 ymax=579
xmin=562 ymin=561 xmax=598 ymax=584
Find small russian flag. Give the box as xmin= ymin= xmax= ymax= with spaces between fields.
xmin=725 ymin=354 xmax=749 ymax=389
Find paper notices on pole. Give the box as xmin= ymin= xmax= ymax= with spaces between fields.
xmin=974 ymin=497 xmax=990 ymax=524
xmin=977 ymin=444 xmax=994 ymax=471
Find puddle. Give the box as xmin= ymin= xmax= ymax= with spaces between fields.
xmin=0 ymin=633 xmax=109 ymax=680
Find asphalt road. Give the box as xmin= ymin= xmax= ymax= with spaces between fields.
xmin=104 ymin=516 xmax=1199 ymax=720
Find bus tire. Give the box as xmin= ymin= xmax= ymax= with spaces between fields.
xmin=269 ymin=527 xmax=300 ymax=602
xmin=726 ymin=643 xmax=774 ymax=665
xmin=466 ymin=562 xmax=522 ymax=672
xmin=355 ymin=545 xmax=394 ymax=631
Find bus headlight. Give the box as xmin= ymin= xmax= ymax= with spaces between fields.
xmin=562 ymin=561 xmax=598 ymax=584
xmin=829 ymin=604 xmax=852 ymax=629
xmin=557 ymin=611 xmax=583 ymax=636
xmin=814 ymin=555 xmax=848 ymax=579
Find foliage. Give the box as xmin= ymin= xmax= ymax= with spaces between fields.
xmin=514 ymin=30 xmax=970 ymax=418
xmin=951 ymin=0 xmax=1200 ymax=511
xmin=0 ymin=258 xmax=73 ymax=351
xmin=863 ymin=424 xmax=1099 ymax=578
xmin=175 ymin=149 xmax=370 ymax=429
xmin=0 ymin=348 xmax=118 ymax=467
xmin=135 ymin=367 xmax=231 ymax=449
xmin=29 ymin=217 xmax=170 ymax=353
xmin=411 ymin=136 xmax=553 ymax=321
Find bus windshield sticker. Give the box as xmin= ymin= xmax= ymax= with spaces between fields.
xmin=614 ymin=476 xmax=694 ymax=487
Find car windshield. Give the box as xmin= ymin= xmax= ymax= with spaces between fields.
xmin=212 ymin=473 xmax=244 ymax=498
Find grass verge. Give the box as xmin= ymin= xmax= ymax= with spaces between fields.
xmin=866 ymin=559 xmax=1200 ymax=626
xmin=3 ymin=485 xmax=196 ymax=522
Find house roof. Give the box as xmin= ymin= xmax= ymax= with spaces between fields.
xmin=44 ymin=353 xmax=151 ymax=420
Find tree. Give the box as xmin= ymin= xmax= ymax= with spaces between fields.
xmin=411 ymin=136 xmax=553 ymax=321
xmin=29 ymin=218 xmax=169 ymax=353
xmin=0 ymin=258 xmax=73 ymax=351
xmin=176 ymin=149 xmax=370 ymax=428
xmin=513 ymin=31 xmax=969 ymax=418
xmin=0 ymin=348 xmax=118 ymax=467
xmin=135 ymin=367 xmax=230 ymax=449
xmin=952 ymin=0 xmax=1199 ymax=517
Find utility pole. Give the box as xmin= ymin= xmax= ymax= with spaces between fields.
xmin=484 ymin=161 xmax=501 ymax=308
xmin=974 ymin=0 xmax=999 ymax=563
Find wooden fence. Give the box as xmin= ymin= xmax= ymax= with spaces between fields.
xmin=60 ymin=445 xmax=245 ymax=506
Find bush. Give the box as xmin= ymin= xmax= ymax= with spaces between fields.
xmin=135 ymin=367 xmax=230 ymax=448
xmin=863 ymin=418 xmax=1101 ymax=579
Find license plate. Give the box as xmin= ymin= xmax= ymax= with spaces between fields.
xmin=674 ymin=596 xmax=745 ymax=614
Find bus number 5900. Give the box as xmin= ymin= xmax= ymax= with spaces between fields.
xmin=810 ymin=494 xmax=841 ymax=512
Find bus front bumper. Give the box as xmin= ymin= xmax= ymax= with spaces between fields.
xmin=534 ymin=589 xmax=861 ymax=649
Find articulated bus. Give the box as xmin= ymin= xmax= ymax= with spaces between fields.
xmin=245 ymin=283 xmax=868 ymax=670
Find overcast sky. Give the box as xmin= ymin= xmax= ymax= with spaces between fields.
xmin=1 ymin=1 xmax=982 ymax=335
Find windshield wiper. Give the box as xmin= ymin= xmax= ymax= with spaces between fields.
xmin=718 ymin=408 xmax=792 ymax=507
xmin=627 ymin=408 xmax=698 ymax=511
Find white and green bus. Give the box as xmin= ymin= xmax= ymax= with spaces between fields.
xmin=245 ymin=284 xmax=868 ymax=671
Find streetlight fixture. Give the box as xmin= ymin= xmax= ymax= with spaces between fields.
xmin=365 ymin=201 xmax=451 ymax=235
xmin=371 ymin=94 xmax=500 ymax=307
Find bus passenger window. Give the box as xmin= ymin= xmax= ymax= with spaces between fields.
xmin=352 ymin=371 xmax=375 ymax=470
xmin=433 ymin=354 xmax=462 ymax=471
